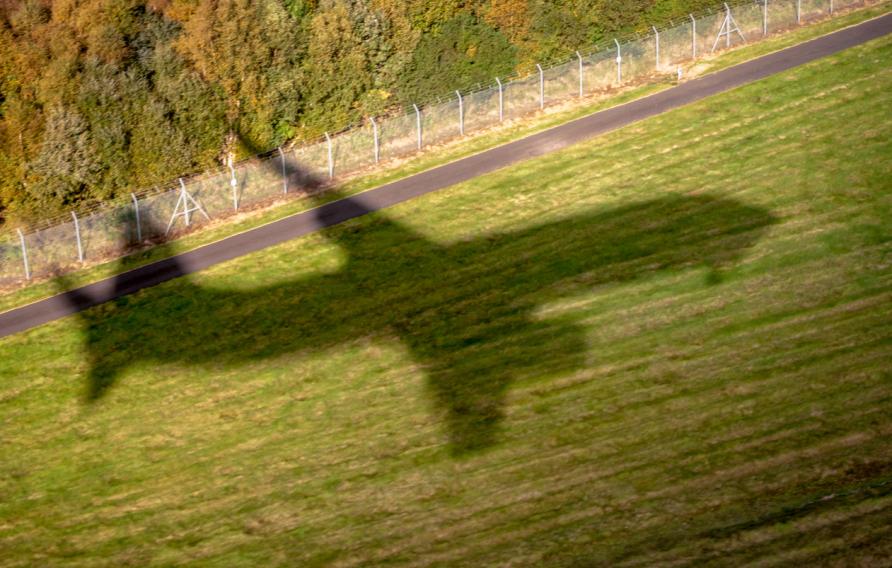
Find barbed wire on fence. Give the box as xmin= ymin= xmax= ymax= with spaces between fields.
xmin=0 ymin=0 xmax=865 ymax=287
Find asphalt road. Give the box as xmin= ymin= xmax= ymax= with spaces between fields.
xmin=2 ymin=12 xmax=890 ymax=339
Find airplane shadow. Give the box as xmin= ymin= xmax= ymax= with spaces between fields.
xmin=58 ymin=180 xmax=776 ymax=455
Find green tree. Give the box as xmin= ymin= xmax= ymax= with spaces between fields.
xmin=398 ymin=13 xmax=516 ymax=105
xmin=136 ymin=15 xmax=227 ymax=177
xmin=301 ymin=1 xmax=363 ymax=135
xmin=27 ymin=105 xmax=101 ymax=209
xmin=402 ymin=0 xmax=466 ymax=33
xmin=76 ymin=61 xmax=140 ymax=200
xmin=526 ymin=0 xmax=588 ymax=64
xmin=371 ymin=0 xmax=421 ymax=94
xmin=128 ymin=96 xmax=192 ymax=188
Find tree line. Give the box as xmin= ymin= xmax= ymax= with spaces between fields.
xmin=0 ymin=0 xmax=718 ymax=224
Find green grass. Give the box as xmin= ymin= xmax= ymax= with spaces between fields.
xmin=1 ymin=29 xmax=892 ymax=568
xmin=0 ymin=0 xmax=888 ymax=315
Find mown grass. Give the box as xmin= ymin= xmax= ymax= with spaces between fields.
xmin=0 ymin=0 xmax=887 ymax=315
xmin=1 ymin=30 xmax=891 ymax=567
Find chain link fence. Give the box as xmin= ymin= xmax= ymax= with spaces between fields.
xmin=0 ymin=0 xmax=869 ymax=288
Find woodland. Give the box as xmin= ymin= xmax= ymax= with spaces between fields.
xmin=0 ymin=0 xmax=721 ymax=223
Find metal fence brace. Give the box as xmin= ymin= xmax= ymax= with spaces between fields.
xmin=712 ymin=3 xmax=746 ymax=52
xmin=166 ymin=178 xmax=210 ymax=235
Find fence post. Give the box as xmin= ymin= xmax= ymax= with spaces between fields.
xmin=413 ymin=104 xmax=422 ymax=150
xmin=324 ymin=132 xmax=334 ymax=180
xmin=17 ymin=228 xmax=30 ymax=280
xmin=227 ymin=159 xmax=238 ymax=211
xmin=495 ymin=78 xmax=504 ymax=121
xmin=456 ymin=90 xmax=464 ymax=135
xmin=536 ymin=64 xmax=545 ymax=109
xmin=830 ymin=0 xmax=833 ymax=14
xmin=576 ymin=51 xmax=584 ymax=97
xmin=131 ymin=193 xmax=142 ymax=242
xmin=690 ymin=14 xmax=697 ymax=59
xmin=653 ymin=26 xmax=660 ymax=70
xmin=278 ymin=147 xmax=288 ymax=194
xmin=614 ymin=39 xmax=622 ymax=84
xmin=763 ymin=0 xmax=769 ymax=36
xmin=796 ymin=0 xmax=801 ymax=24
xmin=72 ymin=211 xmax=84 ymax=262
xmin=370 ymin=117 xmax=380 ymax=163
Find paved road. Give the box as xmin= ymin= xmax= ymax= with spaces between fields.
xmin=2 ymin=12 xmax=890 ymax=339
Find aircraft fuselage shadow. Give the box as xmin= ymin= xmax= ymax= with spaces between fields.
xmin=61 ymin=190 xmax=776 ymax=455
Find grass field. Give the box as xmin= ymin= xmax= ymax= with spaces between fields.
xmin=1 ymin=29 xmax=891 ymax=567
xmin=1 ymin=1 xmax=889 ymax=315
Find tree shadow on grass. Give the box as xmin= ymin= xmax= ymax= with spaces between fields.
xmin=56 ymin=151 xmax=777 ymax=455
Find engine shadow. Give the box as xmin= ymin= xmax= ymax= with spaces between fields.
xmin=58 ymin=183 xmax=776 ymax=454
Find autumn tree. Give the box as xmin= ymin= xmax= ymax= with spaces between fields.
xmin=484 ymin=0 xmax=530 ymax=43
xmin=172 ymin=0 xmax=302 ymax=154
